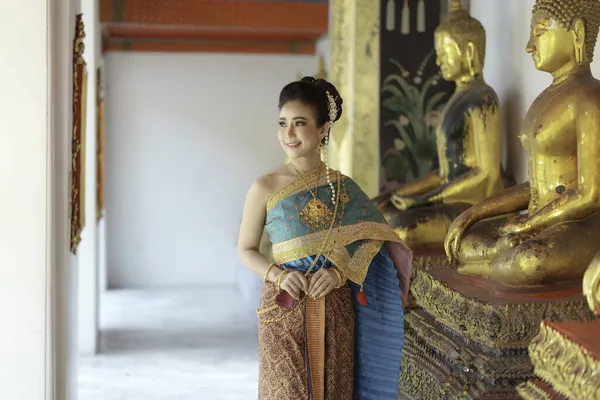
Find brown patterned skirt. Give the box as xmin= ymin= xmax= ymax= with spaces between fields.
xmin=257 ymin=282 xmax=355 ymax=399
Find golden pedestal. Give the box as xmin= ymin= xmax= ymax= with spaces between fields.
xmin=399 ymin=268 xmax=597 ymax=399
xmin=405 ymin=250 xmax=448 ymax=309
xmin=517 ymin=321 xmax=600 ymax=400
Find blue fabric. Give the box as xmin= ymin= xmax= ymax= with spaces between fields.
xmin=282 ymin=246 xmax=404 ymax=400
xmin=350 ymin=247 xmax=404 ymax=399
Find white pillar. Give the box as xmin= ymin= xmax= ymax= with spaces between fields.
xmin=98 ymin=211 xmax=108 ymax=292
xmin=98 ymin=67 xmax=108 ymax=295
xmin=78 ymin=0 xmax=100 ymax=356
xmin=53 ymin=0 xmax=81 ymax=398
xmin=0 ymin=0 xmax=75 ymax=399
xmin=96 ymin=4 xmax=108 ymax=294
xmin=0 ymin=1 xmax=52 ymax=395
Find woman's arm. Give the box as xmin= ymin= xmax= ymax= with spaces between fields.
xmin=238 ymin=177 xmax=309 ymax=298
xmin=237 ymin=178 xmax=281 ymax=283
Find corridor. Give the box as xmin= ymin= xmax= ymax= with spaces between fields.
xmin=79 ymin=287 xmax=259 ymax=400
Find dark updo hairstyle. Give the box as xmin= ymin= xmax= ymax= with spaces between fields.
xmin=278 ymin=76 xmax=344 ymax=130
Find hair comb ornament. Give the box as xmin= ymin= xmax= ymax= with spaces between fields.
xmin=325 ymin=91 xmax=338 ymax=127
xmin=324 ymin=90 xmax=338 ymax=203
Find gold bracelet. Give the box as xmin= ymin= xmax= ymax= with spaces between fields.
xmin=333 ymin=267 xmax=346 ymax=288
xmin=263 ymin=263 xmax=277 ymax=283
xmin=276 ymin=270 xmax=288 ymax=291
xmin=332 ymin=268 xmax=342 ymax=288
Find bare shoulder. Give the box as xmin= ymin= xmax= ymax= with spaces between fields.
xmin=247 ymin=175 xmax=275 ymax=205
xmin=247 ymin=166 xmax=292 ymax=203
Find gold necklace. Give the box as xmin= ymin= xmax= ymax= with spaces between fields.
xmin=292 ymin=164 xmax=322 ymax=199
xmin=292 ymin=164 xmax=335 ymax=232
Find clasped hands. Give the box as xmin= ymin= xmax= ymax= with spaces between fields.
xmin=279 ymin=268 xmax=342 ymax=300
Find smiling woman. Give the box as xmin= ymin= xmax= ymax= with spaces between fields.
xmin=237 ymin=77 xmax=413 ymax=399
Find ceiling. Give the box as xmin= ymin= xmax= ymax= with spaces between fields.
xmin=99 ymin=0 xmax=329 ymax=54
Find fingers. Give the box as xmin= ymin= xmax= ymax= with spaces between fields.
xmin=444 ymin=235 xmax=453 ymax=263
xmin=451 ymin=237 xmax=459 ymax=263
xmin=280 ymin=272 xmax=309 ymax=299
xmin=288 ymin=272 xmax=308 ymax=294
xmin=310 ymin=278 xmax=327 ymax=297
xmin=283 ymin=283 xmax=300 ymax=299
xmin=287 ymin=272 xmax=302 ymax=288
xmin=312 ymin=281 xmax=334 ymax=298
xmin=445 ymin=227 xmax=460 ymax=264
xmin=308 ymin=269 xmax=324 ymax=293
xmin=296 ymin=273 xmax=309 ymax=293
xmin=309 ymin=270 xmax=329 ymax=297
xmin=281 ymin=270 xmax=339 ymax=299
xmin=314 ymin=284 xmax=335 ymax=298
xmin=282 ymin=274 xmax=301 ymax=299
xmin=309 ymin=271 xmax=337 ymax=298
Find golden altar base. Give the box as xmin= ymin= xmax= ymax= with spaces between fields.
xmin=405 ymin=250 xmax=449 ymax=309
xmin=400 ymin=268 xmax=597 ymax=399
xmin=517 ymin=321 xmax=600 ymax=400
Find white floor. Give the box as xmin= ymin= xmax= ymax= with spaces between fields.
xmin=78 ymin=287 xmax=259 ymax=400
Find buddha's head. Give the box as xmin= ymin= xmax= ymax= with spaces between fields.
xmin=434 ymin=0 xmax=486 ymax=82
xmin=528 ymin=0 xmax=600 ymax=73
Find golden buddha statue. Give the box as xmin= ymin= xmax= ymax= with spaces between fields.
xmin=375 ymin=0 xmax=508 ymax=250
xmin=445 ymin=0 xmax=600 ymax=286
xmin=584 ymin=251 xmax=600 ymax=315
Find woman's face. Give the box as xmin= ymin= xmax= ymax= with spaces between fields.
xmin=278 ymin=100 xmax=327 ymax=159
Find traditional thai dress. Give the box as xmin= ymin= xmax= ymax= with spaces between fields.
xmin=257 ymin=168 xmax=413 ymax=399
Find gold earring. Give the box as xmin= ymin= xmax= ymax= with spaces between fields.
xmin=316 ymin=143 xmax=323 ymax=154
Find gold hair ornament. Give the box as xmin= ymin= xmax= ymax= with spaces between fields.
xmin=324 ymin=90 xmax=338 ymax=202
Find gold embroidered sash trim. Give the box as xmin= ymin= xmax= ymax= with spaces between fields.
xmin=266 ymin=169 xmax=347 ymax=212
xmin=324 ymin=240 xmax=384 ymax=285
xmin=272 ymin=221 xmax=405 ymax=285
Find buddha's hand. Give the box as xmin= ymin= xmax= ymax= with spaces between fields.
xmin=498 ymin=215 xmax=531 ymax=236
xmin=391 ymin=194 xmax=415 ymax=211
xmin=308 ymin=268 xmax=339 ymax=299
xmin=444 ymin=213 xmax=474 ymax=264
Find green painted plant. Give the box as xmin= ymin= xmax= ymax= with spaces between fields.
xmin=381 ymin=51 xmax=448 ymax=190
